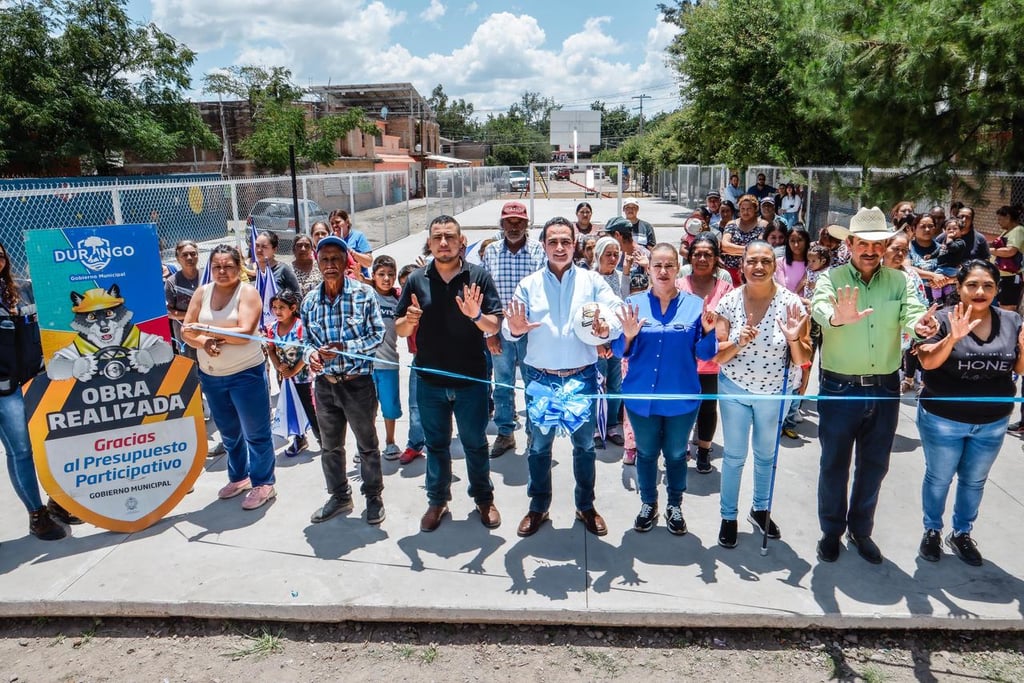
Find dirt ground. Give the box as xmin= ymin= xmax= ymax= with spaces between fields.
xmin=1 ymin=618 xmax=1022 ymax=682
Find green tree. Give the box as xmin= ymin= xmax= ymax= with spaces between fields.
xmin=509 ymin=90 xmax=560 ymax=137
xmin=0 ymin=0 xmax=217 ymax=175
xmin=481 ymin=114 xmax=550 ymax=166
xmin=204 ymin=65 xmax=377 ymax=173
xmin=658 ymin=0 xmax=847 ymax=167
xmin=787 ymin=0 xmax=1024 ymax=203
xmin=590 ymin=101 xmax=642 ymax=150
xmin=427 ymin=84 xmax=479 ymax=140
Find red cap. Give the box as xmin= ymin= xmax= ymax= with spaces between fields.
xmin=501 ymin=202 xmax=528 ymax=220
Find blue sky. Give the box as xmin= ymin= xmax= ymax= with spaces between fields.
xmin=125 ymin=0 xmax=682 ymax=117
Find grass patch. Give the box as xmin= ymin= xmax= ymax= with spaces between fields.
xmin=226 ymin=627 xmax=284 ymax=659
xmin=421 ymin=644 xmax=439 ymax=664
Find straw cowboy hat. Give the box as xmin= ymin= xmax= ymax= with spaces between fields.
xmin=827 ymin=206 xmax=895 ymax=242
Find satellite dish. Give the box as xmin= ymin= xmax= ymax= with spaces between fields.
xmin=380 ymin=106 xmax=389 ymax=120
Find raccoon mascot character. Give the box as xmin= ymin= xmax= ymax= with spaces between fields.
xmin=48 ymin=284 xmax=174 ymax=382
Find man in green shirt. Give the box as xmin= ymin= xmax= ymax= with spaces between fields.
xmin=811 ymin=207 xmax=938 ymax=565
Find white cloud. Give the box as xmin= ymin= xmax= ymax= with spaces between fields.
xmin=151 ymin=1 xmax=680 ymax=116
xmin=420 ymin=0 xmax=446 ymax=22
xmin=465 ymin=1 xmax=478 ymax=14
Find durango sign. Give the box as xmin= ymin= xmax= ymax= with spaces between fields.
xmin=23 ymin=224 xmax=206 ymax=532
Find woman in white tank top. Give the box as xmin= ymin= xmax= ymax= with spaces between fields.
xmin=183 ymin=245 xmax=277 ymax=510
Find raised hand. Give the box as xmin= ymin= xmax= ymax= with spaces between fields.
xmin=701 ymin=308 xmax=717 ymax=333
xmin=404 ymin=293 xmax=423 ymax=325
xmin=615 ymin=303 xmax=646 ymax=339
xmin=828 ymin=285 xmax=874 ymax=325
xmin=737 ymin=325 xmax=759 ymax=349
xmin=777 ymin=302 xmax=808 ymax=341
xmin=914 ymin=302 xmax=941 ymax=338
xmin=945 ymin=302 xmax=981 ymax=343
xmin=455 ymin=283 xmax=483 ymax=320
xmin=504 ymin=298 xmax=540 ymax=337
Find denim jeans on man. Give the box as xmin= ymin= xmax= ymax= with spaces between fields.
xmin=418 ymin=379 xmax=493 ymax=506
xmin=492 ymin=335 xmax=529 ymax=436
xmin=315 ymin=374 xmax=383 ymax=499
xmin=405 ymin=370 xmax=425 ymax=452
xmin=817 ymin=372 xmax=900 ymax=537
xmin=628 ymin=407 xmax=697 ymax=507
xmin=199 ymin=364 xmax=276 ymax=487
xmin=918 ymin=405 xmax=1006 ymax=535
xmin=597 ymin=355 xmax=623 ymax=429
xmin=718 ymin=373 xmax=790 ymax=520
xmin=0 ymin=389 xmax=44 ymax=511
xmin=526 ymin=364 xmax=598 ymax=513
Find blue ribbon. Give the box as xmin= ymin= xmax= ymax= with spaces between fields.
xmin=182 ymin=326 xmax=1024 ymax=404
xmin=526 ymin=378 xmax=591 ymax=436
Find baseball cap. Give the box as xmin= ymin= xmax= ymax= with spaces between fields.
xmin=501 ymin=201 xmax=528 ymax=220
xmin=622 ymin=199 xmax=639 ymax=209
xmin=706 ymin=190 xmax=721 ymax=200
xmin=604 ymin=216 xmax=633 ymax=236
xmin=316 ymin=235 xmax=349 ymax=252
xmin=760 ymin=196 xmax=776 ymax=206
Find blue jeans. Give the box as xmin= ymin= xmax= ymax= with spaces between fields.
xmin=628 ymin=407 xmax=697 ymax=507
xmin=597 ymin=355 xmax=623 ymax=429
xmin=526 ymin=364 xmax=598 ymax=513
xmin=418 ymin=379 xmax=493 ymax=506
xmin=405 ymin=370 xmax=425 ymax=451
xmin=199 ymin=364 xmax=276 ymax=487
xmin=492 ymin=335 xmax=529 ymax=436
xmin=918 ymin=405 xmax=1006 ymax=534
xmin=718 ymin=373 xmax=789 ymax=520
xmin=817 ymin=371 xmax=900 ymax=537
xmin=0 ymin=389 xmax=44 ymax=512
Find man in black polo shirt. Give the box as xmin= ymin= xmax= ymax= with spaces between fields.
xmin=396 ymin=215 xmax=504 ymax=532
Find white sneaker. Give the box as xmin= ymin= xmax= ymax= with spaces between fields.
xmin=383 ymin=443 xmax=401 ymax=460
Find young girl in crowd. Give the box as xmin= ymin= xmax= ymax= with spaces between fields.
xmin=371 ymin=255 xmax=403 ymax=460
xmin=266 ymin=289 xmax=320 ymax=457
xmin=397 ymin=263 xmax=425 ymax=464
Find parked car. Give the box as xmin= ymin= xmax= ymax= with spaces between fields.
xmin=246 ymin=198 xmax=329 ymax=244
xmin=508 ymin=170 xmax=530 ymax=192
xmin=548 ymin=167 xmax=571 ymax=181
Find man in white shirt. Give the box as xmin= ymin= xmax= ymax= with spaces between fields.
xmin=503 ymin=217 xmax=624 ymax=538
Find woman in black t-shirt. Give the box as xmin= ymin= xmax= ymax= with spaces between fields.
xmin=915 ymin=260 xmax=1024 ymax=567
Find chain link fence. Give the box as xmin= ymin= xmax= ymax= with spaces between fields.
xmin=424 ymin=166 xmax=508 ymax=218
xmin=0 ymin=171 xmax=412 ymax=275
xmin=666 ymin=164 xmax=1024 ymax=240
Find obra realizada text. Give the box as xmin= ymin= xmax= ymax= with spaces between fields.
xmin=47 ymin=380 xmax=186 ymax=430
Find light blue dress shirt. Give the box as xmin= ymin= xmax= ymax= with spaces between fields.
xmin=503 ymin=265 xmax=624 ymax=370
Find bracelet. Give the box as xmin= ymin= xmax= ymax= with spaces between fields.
xmin=471 ymin=310 xmax=483 ymax=322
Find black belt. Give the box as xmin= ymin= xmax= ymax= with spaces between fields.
xmin=821 ymin=370 xmax=896 ymax=387
xmin=537 ymin=365 xmax=590 ymax=378
xmin=320 ymin=373 xmax=365 ymax=384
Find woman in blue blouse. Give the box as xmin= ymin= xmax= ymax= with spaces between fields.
xmin=612 ymin=243 xmax=718 ymax=535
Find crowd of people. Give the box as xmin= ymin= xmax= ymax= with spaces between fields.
xmin=3 ymin=188 xmax=1023 ymax=573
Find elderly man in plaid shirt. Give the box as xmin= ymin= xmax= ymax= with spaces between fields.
xmin=301 ymin=235 xmax=386 ymax=527
xmin=482 ymin=201 xmax=546 ymax=458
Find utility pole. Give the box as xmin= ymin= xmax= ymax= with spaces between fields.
xmin=632 ymin=94 xmax=650 ymax=135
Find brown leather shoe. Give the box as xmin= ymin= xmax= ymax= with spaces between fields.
xmin=477 ymin=502 xmax=501 ymax=529
xmin=517 ymin=511 xmax=549 ymax=537
xmin=420 ymin=504 xmax=449 ymax=532
xmin=575 ymin=508 xmax=608 ymax=536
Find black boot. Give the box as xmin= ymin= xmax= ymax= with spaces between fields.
xmin=47 ymin=498 xmax=83 ymax=525
xmin=30 ymin=507 xmax=66 ymax=540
